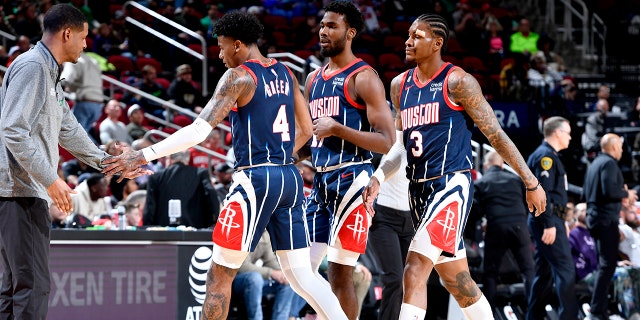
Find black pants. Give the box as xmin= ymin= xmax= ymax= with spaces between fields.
xmin=368 ymin=204 xmax=414 ymax=320
xmin=589 ymin=220 xmax=620 ymax=317
xmin=0 ymin=197 xmax=51 ymax=320
xmin=482 ymin=220 xmax=534 ymax=306
xmin=527 ymin=214 xmax=577 ymax=320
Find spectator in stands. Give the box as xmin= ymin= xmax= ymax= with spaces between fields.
xmin=123 ymin=64 xmax=169 ymax=119
xmin=61 ymin=51 xmax=104 ymax=136
xmin=483 ymin=17 xmax=506 ymax=73
xmin=122 ymin=190 xmax=146 ymax=228
xmin=126 ymin=104 xmax=148 ymax=141
xmin=62 ymin=157 xmax=100 ymax=188
xmin=584 ymin=133 xmax=637 ymax=320
xmin=212 ymin=162 xmax=233 ymax=205
xmin=93 ymin=23 xmax=121 ymax=57
xmin=588 ymin=84 xmax=612 ymax=112
xmin=550 ymin=77 xmax=581 ymax=118
xmin=537 ymin=34 xmax=566 ymax=75
xmin=509 ymin=18 xmax=539 ymax=57
xmin=70 ymin=173 xmax=110 ymax=221
xmin=528 ymin=51 xmax=562 ymax=116
xmin=168 ymin=64 xmax=204 ymax=113
xmin=569 ymin=202 xmax=598 ymax=284
xmin=174 ymin=2 xmax=202 ymax=34
xmin=615 ymin=204 xmax=640 ymax=319
xmin=143 ymin=150 xmax=219 ymax=228
xmin=6 ymin=35 xmax=33 ymax=67
xmin=232 ymin=231 xmax=296 ymax=320
xmin=99 ymin=99 xmax=132 ymax=145
xmin=201 ymin=3 xmax=222 ymax=42
xmin=11 ymin=3 xmax=42 ymax=43
xmin=582 ymin=98 xmax=609 ymax=159
xmin=452 ymin=0 xmax=483 ymax=52
xmin=473 ymin=151 xmax=535 ymax=308
xmin=189 ymin=129 xmax=227 ymax=169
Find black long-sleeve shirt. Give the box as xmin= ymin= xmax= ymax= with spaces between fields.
xmin=583 ymin=153 xmax=628 ymax=227
xmin=473 ymin=166 xmax=528 ymax=225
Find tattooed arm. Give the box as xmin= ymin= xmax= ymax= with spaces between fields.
xmin=102 ymin=68 xmax=255 ymax=179
xmin=447 ymin=69 xmax=546 ymax=215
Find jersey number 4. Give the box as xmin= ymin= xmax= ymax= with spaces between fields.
xmin=273 ymin=104 xmax=291 ymax=141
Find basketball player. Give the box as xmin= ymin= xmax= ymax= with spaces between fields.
xmin=102 ymin=11 xmax=347 ymax=320
xmin=362 ymin=14 xmax=546 ymax=320
xmin=303 ymin=1 xmax=395 ymax=319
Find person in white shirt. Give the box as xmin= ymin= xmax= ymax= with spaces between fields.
xmin=99 ymin=99 xmax=133 ymax=145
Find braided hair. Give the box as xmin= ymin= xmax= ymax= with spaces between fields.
xmin=415 ymin=14 xmax=449 ymax=52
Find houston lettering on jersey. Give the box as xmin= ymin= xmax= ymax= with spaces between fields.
xmin=401 ymin=102 xmax=441 ymax=130
xmin=309 ymin=96 xmax=340 ymax=118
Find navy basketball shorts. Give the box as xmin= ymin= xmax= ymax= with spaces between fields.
xmin=305 ymin=162 xmax=373 ymax=256
xmin=408 ymin=171 xmax=473 ymax=264
xmin=213 ymin=164 xmax=310 ymax=252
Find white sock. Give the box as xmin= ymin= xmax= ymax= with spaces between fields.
xmin=461 ymin=294 xmax=494 ymax=320
xmin=399 ymin=303 xmax=426 ymax=320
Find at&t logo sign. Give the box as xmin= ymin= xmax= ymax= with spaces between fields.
xmin=185 ymin=246 xmax=212 ymax=320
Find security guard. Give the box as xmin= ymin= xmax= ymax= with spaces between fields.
xmin=525 ymin=116 xmax=578 ymax=320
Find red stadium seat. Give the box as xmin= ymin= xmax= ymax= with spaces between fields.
xmin=136 ymin=56 xmax=162 ymax=74
xmin=383 ymin=35 xmax=406 ymax=51
xmin=107 ymin=55 xmax=136 ymax=74
xmin=378 ymin=53 xmax=404 ymax=70
xmin=462 ymin=56 xmax=488 ymax=73
xmin=355 ymin=53 xmax=376 ymax=68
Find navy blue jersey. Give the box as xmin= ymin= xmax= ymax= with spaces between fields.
xmin=398 ymin=63 xmax=474 ymax=180
xmin=230 ymin=59 xmax=296 ymax=168
xmin=307 ymin=59 xmax=373 ymax=168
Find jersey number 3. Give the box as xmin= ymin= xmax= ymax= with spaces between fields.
xmin=273 ymin=104 xmax=291 ymax=141
xmin=410 ymin=131 xmax=423 ymax=157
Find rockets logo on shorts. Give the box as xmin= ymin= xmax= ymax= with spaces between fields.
xmin=338 ymin=204 xmax=369 ymax=254
xmin=427 ymin=201 xmax=459 ymax=253
xmin=212 ymin=201 xmax=244 ymax=250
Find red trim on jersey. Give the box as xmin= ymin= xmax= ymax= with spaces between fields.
xmin=231 ymin=104 xmax=238 ymax=112
xmin=443 ymin=66 xmax=464 ymax=111
xmin=397 ymin=70 xmax=410 ymax=99
xmin=239 ymin=64 xmax=258 ymax=85
xmin=343 ymin=65 xmax=371 ymax=110
xmin=412 ymin=62 xmax=450 ymax=89
xmin=321 ymin=58 xmax=363 ymax=80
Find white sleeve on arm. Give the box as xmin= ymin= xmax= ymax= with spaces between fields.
xmin=372 ymin=130 xmax=405 ymax=184
xmin=141 ymin=117 xmax=213 ymax=162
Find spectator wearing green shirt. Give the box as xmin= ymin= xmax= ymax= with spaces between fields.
xmin=510 ymin=18 xmax=539 ymax=56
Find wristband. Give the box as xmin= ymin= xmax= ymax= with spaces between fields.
xmin=372 ymin=169 xmax=386 ymax=184
xmin=526 ymin=182 xmax=541 ymax=192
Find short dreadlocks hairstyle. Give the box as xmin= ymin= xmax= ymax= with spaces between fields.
xmin=415 ymin=14 xmax=450 ymax=52
xmin=324 ymin=1 xmax=365 ymax=37
xmin=212 ymin=11 xmax=263 ymax=45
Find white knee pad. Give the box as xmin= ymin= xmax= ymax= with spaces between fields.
xmin=326 ymin=244 xmax=360 ymax=266
xmin=211 ymin=244 xmax=248 ymax=269
xmin=277 ymin=248 xmax=347 ymax=320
